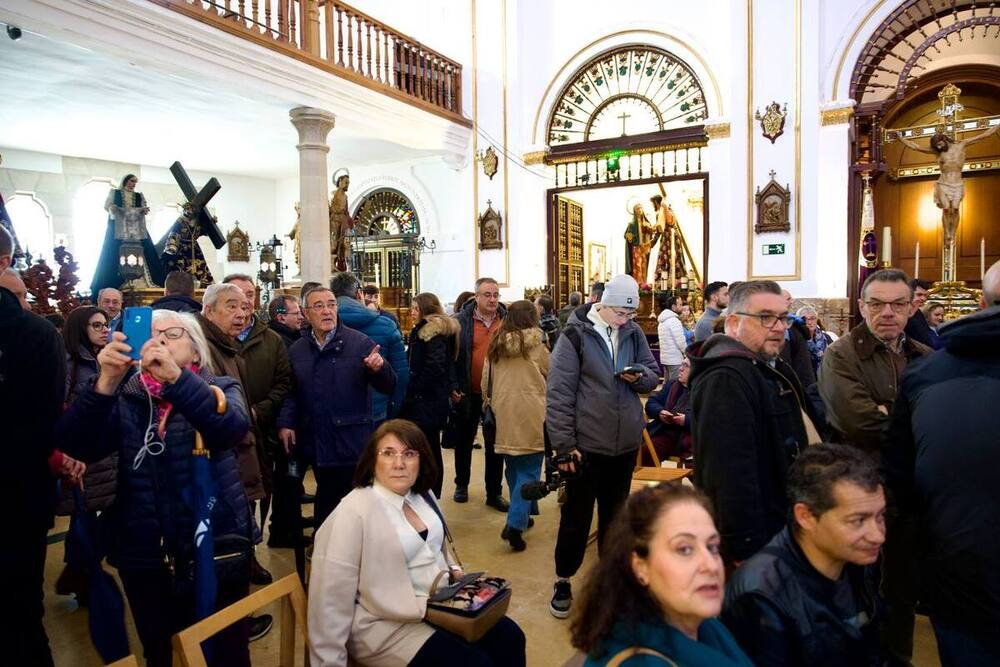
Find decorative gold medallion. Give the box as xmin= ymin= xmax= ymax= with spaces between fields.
xmin=754 ymin=101 xmax=788 ymax=144
xmin=482 ymin=146 xmax=499 ymax=180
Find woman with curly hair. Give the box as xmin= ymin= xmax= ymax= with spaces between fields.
xmin=571 ymin=484 xmax=752 ymax=666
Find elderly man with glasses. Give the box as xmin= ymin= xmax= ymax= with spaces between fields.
xmin=688 ymin=280 xmax=822 ymax=568
xmin=818 ymin=268 xmax=931 ymax=666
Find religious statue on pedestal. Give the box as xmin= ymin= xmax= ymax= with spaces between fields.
xmin=91 ymin=174 xmax=166 ymax=296
xmin=158 ymin=202 xmax=215 ymax=286
xmin=624 ymin=199 xmax=659 ymax=284
xmin=288 ymin=201 xmax=301 ymax=277
xmin=651 ymin=194 xmax=687 ymax=290
xmin=330 ymin=169 xmax=353 ymax=272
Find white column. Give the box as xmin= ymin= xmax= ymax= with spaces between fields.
xmin=816 ymin=113 xmax=852 ymax=296
xmin=289 ymin=107 xmax=336 ymax=283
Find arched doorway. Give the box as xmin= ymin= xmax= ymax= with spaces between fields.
xmin=846 ymin=0 xmax=1000 ymax=301
xmin=542 ymin=44 xmax=710 ymax=309
xmin=348 ymin=188 xmax=422 ymax=293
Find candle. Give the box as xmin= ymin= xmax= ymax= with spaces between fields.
xmin=914 ymin=241 xmax=920 ymax=279
xmin=882 ymin=227 xmax=892 ymax=265
xmin=982 ymin=238 xmax=986 ymax=282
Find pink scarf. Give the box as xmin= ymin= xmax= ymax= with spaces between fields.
xmin=141 ymin=364 xmax=199 ymax=438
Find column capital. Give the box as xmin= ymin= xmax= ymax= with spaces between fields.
xmin=289 ymin=107 xmax=336 ymax=151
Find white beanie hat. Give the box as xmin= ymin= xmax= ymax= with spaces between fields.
xmin=601 ymin=274 xmax=640 ymax=309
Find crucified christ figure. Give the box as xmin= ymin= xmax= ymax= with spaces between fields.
xmin=899 ymin=124 xmax=1000 ymax=280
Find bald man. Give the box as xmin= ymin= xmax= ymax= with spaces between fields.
xmin=982 ymin=259 xmax=1000 ymax=309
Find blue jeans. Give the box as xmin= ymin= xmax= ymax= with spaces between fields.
xmin=932 ymin=617 xmax=1000 ymax=667
xmin=502 ymin=453 xmax=543 ymax=531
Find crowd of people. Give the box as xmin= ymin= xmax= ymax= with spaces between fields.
xmin=4 ymin=216 xmax=1000 ymax=667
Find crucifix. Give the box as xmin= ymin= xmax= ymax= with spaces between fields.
xmin=156 ymin=161 xmax=227 ymax=285
xmin=618 ymin=110 xmax=631 ymax=136
xmin=884 ymin=84 xmax=1000 ymax=282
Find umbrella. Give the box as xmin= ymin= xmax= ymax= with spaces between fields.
xmin=192 ymin=385 xmax=227 ymax=622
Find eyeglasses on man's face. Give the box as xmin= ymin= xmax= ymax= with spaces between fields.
xmin=864 ymin=299 xmax=910 ymax=314
xmin=307 ymin=301 xmax=338 ymax=312
xmin=377 ymin=448 xmax=419 ymax=462
xmin=608 ymin=308 xmax=637 ymax=321
xmin=153 ymin=326 xmax=189 ymax=340
xmin=734 ymin=311 xmax=793 ymax=329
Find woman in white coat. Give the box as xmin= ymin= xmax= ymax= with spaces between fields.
xmin=657 ymin=294 xmax=688 ymax=381
xmin=308 ymin=419 xmax=526 ymax=667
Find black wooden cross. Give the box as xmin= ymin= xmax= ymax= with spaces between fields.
xmin=169 ymin=161 xmax=225 ymax=248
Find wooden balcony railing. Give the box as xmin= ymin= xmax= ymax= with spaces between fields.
xmin=152 ymin=0 xmax=466 ymax=123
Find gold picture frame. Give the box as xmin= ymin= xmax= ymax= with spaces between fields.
xmin=588 ymin=243 xmax=607 ymax=285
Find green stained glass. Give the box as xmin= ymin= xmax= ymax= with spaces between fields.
xmin=619 ymin=66 xmax=627 ymax=76
xmin=595 ymin=77 xmax=604 ymax=86
xmin=680 ymin=103 xmax=690 ymax=111
xmin=678 ymin=89 xmax=686 ymax=97
xmin=646 ymin=66 xmax=655 ymax=76
xmin=685 ymin=116 xmax=695 ymax=123
xmin=563 ymin=120 xmax=573 ymax=128
xmin=575 ymin=95 xmax=584 ymax=104
xmin=667 ymin=81 xmax=675 ymax=89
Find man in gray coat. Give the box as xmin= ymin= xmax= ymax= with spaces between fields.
xmin=545 ymin=274 xmax=659 ymax=619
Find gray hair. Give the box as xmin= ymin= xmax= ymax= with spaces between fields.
xmin=568 ymin=291 xmax=583 ymax=307
xmin=861 ymin=269 xmax=911 ymax=301
xmin=223 ymin=273 xmax=255 ymax=285
xmin=727 ymin=280 xmax=782 ymax=314
xmin=796 ymin=305 xmax=818 ymax=318
xmin=97 ymin=287 xmax=123 ymax=301
xmin=202 ymin=283 xmax=243 ymax=310
xmin=152 ymin=310 xmax=215 ymax=374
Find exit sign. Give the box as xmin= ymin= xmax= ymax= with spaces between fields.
xmin=762 ymin=244 xmax=786 ymax=255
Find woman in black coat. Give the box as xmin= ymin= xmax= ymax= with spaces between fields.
xmin=401 ymin=292 xmax=460 ymax=498
xmin=59 ymin=310 xmax=252 ymax=667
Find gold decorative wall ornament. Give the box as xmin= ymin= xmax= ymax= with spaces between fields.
xmin=480 ymin=146 xmax=499 ymax=180
xmin=225 ymin=221 xmax=250 ymax=262
xmin=820 ymin=107 xmax=854 ymax=126
xmin=478 ymin=200 xmax=504 ymax=250
xmin=754 ymin=171 xmax=791 ymax=234
xmin=754 ymin=102 xmax=787 ymax=143
xmin=704 ymin=122 xmax=731 ymax=140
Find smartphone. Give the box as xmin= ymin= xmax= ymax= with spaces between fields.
xmin=121 ymin=306 xmax=152 ymax=360
xmin=620 ymin=365 xmax=645 ymax=375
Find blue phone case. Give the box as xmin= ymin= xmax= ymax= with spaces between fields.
xmin=122 ymin=306 xmax=153 ymax=360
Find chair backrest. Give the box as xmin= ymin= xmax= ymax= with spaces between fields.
xmin=106 ymin=656 xmax=139 ymax=667
xmin=171 ymin=574 xmax=308 ymax=667
xmin=633 ymin=429 xmax=694 ymax=484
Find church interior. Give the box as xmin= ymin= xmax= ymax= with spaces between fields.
xmin=3 ymin=0 xmax=1000 ymax=665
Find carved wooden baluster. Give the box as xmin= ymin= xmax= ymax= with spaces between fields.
xmin=346 ymin=11 xmax=354 ymax=70
xmin=419 ymin=50 xmax=427 ymax=99
xmin=384 ymin=31 xmax=390 ymax=85
xmin=453 ymin=65 xmax=461 ymax=113
xmin=250 ymin=0 xmax=258 ymax=29
xmin=366 ymin=22 xmax=372 ymax=77
xmin=356 ymin=16 xmax=362 ymax=74
xmin=289 ymin=0 xmax=297 ymax=46
xmin=336 ymin=6 xmax=344 ymax=65
xmin=374 ymin=26 xmax=381 ymax=82
xmin=407 ymin=46 xmax=414 ymax=95
xmin=264 ymin=0 xmax=272 ymax=36
xmin=324 ymin=1 xmax=334 ymax=60
xmin=237 ymin=0 xmax=245 ymax=23
xmin=278 ymin=0 xmax=287 ymax=41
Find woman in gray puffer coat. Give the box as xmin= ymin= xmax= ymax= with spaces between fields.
xmin=55 ymin=306 xmax=118 ymax=602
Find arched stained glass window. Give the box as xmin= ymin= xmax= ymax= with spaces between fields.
xmin=547 ymin=46 xmax=707 ymax=146
xmin=351 ymin=189 xmax=420 ymax=237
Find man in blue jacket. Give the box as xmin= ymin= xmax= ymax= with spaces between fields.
xmin=330 ymin=272 xmax=408 ymax=425
xmin=278 ymin=286 xmax=396 ymax=527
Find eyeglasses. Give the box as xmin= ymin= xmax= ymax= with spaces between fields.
xmin=152 ymin=326 xmax=188 ymax=340
xmin=307 ymin=301 xmax=338 ymax=312
xmin=377 ymin=448 xmax=419 ymax=462
xmin=88 ymin=322 xmax=110 ymax=331
xmin=734 ymin=311 xmax=793 ymax=329
xmin=608 ymin=308 xmax=637 ymax=321
xmin=864 ymin=300 xmax=910 ymax=314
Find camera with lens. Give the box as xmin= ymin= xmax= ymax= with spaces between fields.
xmin=519 ymin=446 xmax=586 ymax=501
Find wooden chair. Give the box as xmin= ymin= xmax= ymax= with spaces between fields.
xmin=632 ymin=429 xmax=693 ymax=485
xmin=171 ymin=574 xmax=309 ymax=667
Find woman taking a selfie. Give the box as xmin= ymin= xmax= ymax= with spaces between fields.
xmin=572 ymin=484 xmax=752 ymax=666
xmin=58 ymin=310 xmax=253 ymax=667
xmin=308 ymin=419 xmax=526 ymax=667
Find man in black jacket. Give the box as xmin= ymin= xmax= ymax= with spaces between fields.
xmin=723 ymin=443 xmax=886 ymax=667
xmin=688 ymin=280 xmax=819 ymax=565
xmin=0 ymin=227 xmax=70 ymax=666
xmin=902 ymin=278 xmax=934 ymax=347
xmin=267 ymin=294 xmax=305 ymax=347
xmin=884 ymin=261 xmax=1000 ymax=666
xmin=150 ymin=270 xmax=202 ymax=313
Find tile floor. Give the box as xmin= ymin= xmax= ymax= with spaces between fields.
xmin=43 ymin=447 xmax=940 ymax=666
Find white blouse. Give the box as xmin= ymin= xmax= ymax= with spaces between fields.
xmin=371 ymin=482 xmax=450 ymax=597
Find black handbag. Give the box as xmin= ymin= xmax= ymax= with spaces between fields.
xmin=480 ymin=363 xmax=496 ymax=428
xmin=171 ymin=532 xmax=253 ymax=596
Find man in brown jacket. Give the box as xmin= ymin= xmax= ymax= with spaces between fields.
xmin=818 ymin=268 xmax=931 ymax=665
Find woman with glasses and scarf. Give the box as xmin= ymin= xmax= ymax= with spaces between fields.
xmin=58 ymin=309 xmax=253 ymax=667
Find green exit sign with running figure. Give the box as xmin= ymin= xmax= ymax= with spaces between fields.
xmin=762 ymin=244 xmax=786 ymax=255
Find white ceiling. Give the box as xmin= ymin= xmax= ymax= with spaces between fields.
xmin=0 ymin=28 xmax=439 ymax=179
